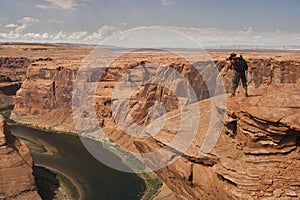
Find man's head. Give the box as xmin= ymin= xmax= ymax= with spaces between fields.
xmin=226 ymin=52 xmax=237 ymax=61
xmin=230 ymin=52 xmax=237 ymax=57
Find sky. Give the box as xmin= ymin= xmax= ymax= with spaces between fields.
xmin=0 ymin=0 xmax=300 ymax=48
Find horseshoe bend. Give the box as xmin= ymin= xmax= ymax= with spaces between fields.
xmin=1 ymin=43 xmax=300 ymax=199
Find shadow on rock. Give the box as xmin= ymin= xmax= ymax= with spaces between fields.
xmin=33 ymin=166 xmax=59 ymax=200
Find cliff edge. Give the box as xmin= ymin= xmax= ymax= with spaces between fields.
xmin=133 ymin=84 xmax=300 ymax=199
xmin=0 ymin=115 xmax=41 ymax=200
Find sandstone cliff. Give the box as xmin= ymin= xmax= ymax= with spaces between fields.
xmin=12 ymin=63 xmax=77 ymax=132
xmin=94 ymin=83 xmax=300 ymax=199
xmin=10 ymin=49 xmax=300 ymax=133
xmin=133 ymin=84 xmax=300 ymax=199
xmin=0 ymin=44 xmax=91 ymax=132
xmin=0 ymin=43 xmax=92 ymax=111
xmin=0 ymin=57 xmax=30 ymax=108
xmin=0 ymin=115 xmax=41 ymax=200
xmin=7 ymin=45 xmax=300 ymax=199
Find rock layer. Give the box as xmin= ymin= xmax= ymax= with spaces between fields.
xmin=143 ymin=84 xmax=300 ymax=199
xmin=5 ymin=45 xmax=300 ymax=199
xmin=101 ymin=84 xmax=300 ymax=199
xmin=0 ymin=115 xmax=41 ymax=199
xmin=10 ymin=48 xmax=300 ymax=133
xmin=1 ymin=44 xmax=92 ymax=132
xmin=0 ymin=57 xmax=30 ymax=108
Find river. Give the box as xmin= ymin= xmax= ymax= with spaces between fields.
xmin=10 ymin=125 xmax=145 ymax=200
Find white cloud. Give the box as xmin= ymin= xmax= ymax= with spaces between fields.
xmin=48 ymin=19 xmax=64 ymax=24
xmin=35 ymin=4 xmax=51 ymax=9
xmin=53 ymin=31 xmax=66 ymax=40
xmin=5 ymin=24 xmax=18 ymax=28
xmin=24 ymin=33 xmax=44 ymax=39
xmin=0 ymin=17 xmax=39 ymax=40
xmin=243 ymin=26 xmax=253 ymax=34
xmin=68 ymin=31 xmax=88 ymax=40
xmin=166 ymin=26 xmax=300 ymax=46
xmin=86 ymin=25 xmax=118 ymax=41
xmin=253 ymin=35 xmax=262 ymax=40
xmin=1 ymin=23 xmax=299 ymax=47
xmin=0 ymin=32 xmax=49 ymax=42
xmin=0 ymin=21 xmax=126 ymax=43
xmin=160 ymin=0 xmax=175 ymax=6
xmin=0 ymin=31 xmax=23 ymax=40
xmin=35 ymin=0 xmax=78 ymax=10
xmin=41 ymin=33 xmax=50 ymax=39
xmin=15 ymin=17 xmax=39 ymax=33
xmin=120 ymin=22 xmax=128 ymax=27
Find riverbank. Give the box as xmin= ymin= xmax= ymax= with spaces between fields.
xmin=0 ymin=110 xmax=163 ymax=200
xmin=0 ymin=107 xmax=77 ymax=135
xmin=138 ymin=173 xmax=163 ymax=200
xmin=82 ymin=131 xmax=163 ymax=200
xmin=9 ymin=123 xmax=148 ymax=199
xmin=10 ymin=111 xmax=78 ymax=135
xmin=12 ymin=129 xmax=82 ymax=199
xmin=34 ymin=165 xmax=82 ymax=200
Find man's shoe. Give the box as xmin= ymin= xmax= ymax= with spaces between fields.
xmin=230 ymin=93 xmax=235 ymax=98
xmin=245 ymin=93 xmax=249 ymax=97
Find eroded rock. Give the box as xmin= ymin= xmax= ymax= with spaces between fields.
xmin=5 ymin=45 xmax=300 ymax=199
xmin=0 ymin=115 xmax=41 ymax=199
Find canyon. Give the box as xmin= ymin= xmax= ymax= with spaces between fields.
xmin=1 ymin=43 xmax=300 ymax=199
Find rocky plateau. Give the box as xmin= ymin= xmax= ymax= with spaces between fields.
xmin=1 ymin=44 xmax=300 ymax=199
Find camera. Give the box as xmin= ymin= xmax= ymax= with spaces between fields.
xmin=226 ymin=56 xmax=233 ymax=61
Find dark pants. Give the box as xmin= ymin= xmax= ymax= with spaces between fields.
xmin=233 ymin=70 xmax=247 ymax=89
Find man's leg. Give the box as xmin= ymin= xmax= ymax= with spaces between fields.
xmin=241 ymin=72 xmax=248 ymax=97
xmin=244 ymin=87 xmax=248 ymax=97
xmin=231 ymin=88 xmax=237 ymax=97
xmin=231 ymin=72 xmax=239 ymax=97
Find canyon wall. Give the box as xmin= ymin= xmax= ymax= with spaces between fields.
xmin=0 ymin=57 xmax=30 ymax=108
xmin=10 ymin=49 xmax=300 ymax=132
xmin=12 ymin=62 xmax=78 ymax=132
xmin=137 ymin=84 xmax=300 ymax=199
xmin=0 ymin=44 xmax=91 ymax=132
xmin=5 ymin=45 xmax=300 ymax=199
xmin=0 ymin=115 xmax=41 ymax=199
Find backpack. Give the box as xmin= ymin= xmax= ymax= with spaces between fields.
xmin=236 ymin=56 xmax=248 ymax=71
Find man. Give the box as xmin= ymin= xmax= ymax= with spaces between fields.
xmin=140 ymin=61 xmax=149 ymax=84
xmin=227 ymin=53 xmax=248 ymax=97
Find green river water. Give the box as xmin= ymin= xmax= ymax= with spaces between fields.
xmin=10 ymin=125 xmax=145 ymax=200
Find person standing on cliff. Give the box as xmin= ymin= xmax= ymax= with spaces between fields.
xmin=140 ymin=61 xmax=149 ymax=84
xmin=227 ymin=53 xmax=249 ymax=97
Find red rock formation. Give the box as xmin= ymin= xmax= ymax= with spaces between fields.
xmin=134 ymin=84 xmax=300 ymax=199
xmin=0 ymin=115 xmax=41 ymax=199
xmin=0 ymin=57 xmax=30 ymax=108
xmin=4 ymin=44 xmax=92 ymax=132
xmin=7 ymin=45 xmax=300 ymax=199
xmin=12 ymin=64 xmax=77 ymax=132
